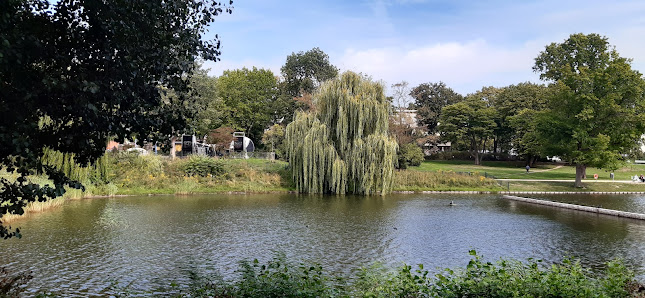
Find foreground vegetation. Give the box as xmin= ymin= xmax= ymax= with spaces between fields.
xmin=5 ymin=252 xmax=639 ymax=297
xmin=107 ymin=252 xmax=642 ymax=297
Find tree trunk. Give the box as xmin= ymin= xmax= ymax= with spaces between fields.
xmin=474 ymin=151 xmax=481 ymax=165
xmin=170 ymin=136 xmax=177 ymax=159
xmin=529 ymin=155 xmax=536 ymax=168
xmin=575 ymin=163 xmax=586 ymax=188
xmin=582 ymin=166 xmax=587 ymax=179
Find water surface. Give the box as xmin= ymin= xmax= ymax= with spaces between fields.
xmin=2 ymin=193 xmax=645 ymax=296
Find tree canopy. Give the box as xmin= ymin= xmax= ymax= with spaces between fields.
xmin=410 ymin=82 xmax=463 ymax=133
xmin=285 ymin=71 xmax=397 ymax=195
xmin=281 ymin=47 xmax=338 ymax=98
xmin=0 ymin=0 xmax=232 ymax=238
xmin=217 ymin=67 xmax=279 ymax=142
xmin=439 ymin=93 xmax=497 ymax=165
xmin=494 ymin=83 xmax=549 ymax=161
xmin=186 ymin=65 xmax=223 ymax=139
xmin=533 ymin=33 xmax=645 ymax=187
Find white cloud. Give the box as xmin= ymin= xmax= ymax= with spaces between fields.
xmin=204 ymin=0 xmax=645 ymax=97
xmin=335 ymin=39 xmax=543 ymax=95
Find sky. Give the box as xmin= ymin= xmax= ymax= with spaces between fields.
xmin=203 ymin=0 xmax=645 ymax=98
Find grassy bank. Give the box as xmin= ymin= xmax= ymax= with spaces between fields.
xmin=412 ymin=160 xmax=645 ymax=192
xmin=106 ymin=155 xmax=502 ymax=194
xmin=7 ymin=155 xmax=645 ymax=224
xmin=392 ymin=170 xmax=501 ymax=192
xmin=0 ymin=154 xmax=294 ymax=223
xmin=417 ymin=160 xmax=645 ymax=181
xmin=109 ymin=155 xmax=293 ymax=195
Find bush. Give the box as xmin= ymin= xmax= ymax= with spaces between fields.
xmin=118 ymin=252 xmax=643 ymax=297
xmin=427 ymin=150 xmax=475 ymax=161
xmin=181 ymin=156 xmax=225 ymax=177
xmin=232 ymin=254 xmax=343 ymax=298
xmin=430 ymin=250 xmax=636 ymax=298
xmin=397 ymin=143 xmax=424 ymax=169
xmin=427 ymin=151 xmax=522 ymax=162
xmin=110 ymin=151 xmax=165 ymax=177
xmin=354 ymin=263 xmax=430 ymax=297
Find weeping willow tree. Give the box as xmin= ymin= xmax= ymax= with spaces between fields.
xmin=285 ymin=71 xmax=397 ymax=195
xmin=41 ymin=148 xmax=109 ymax=183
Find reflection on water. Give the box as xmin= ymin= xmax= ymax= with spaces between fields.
xmin=1 ymin=193 xmax=645 ymax=296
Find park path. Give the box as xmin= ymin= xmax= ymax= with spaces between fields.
xmin=530 ymin=165 xmax=564 ymax=172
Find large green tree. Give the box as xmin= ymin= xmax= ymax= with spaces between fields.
xmin=534 ymin=33 xmax=645 ymax=187
xmin=439 ymin=94 xmax=497 ymax=165
xmin=410 ymin=82 xmax=463 ymax=133
xmin=281 ymin=47 xmax=339 ymax=97
xmin=0 ymin=0 xmax=231 ymax=238
xmin=285 ymin=71 xmax=398 ymax=195
xmin=186 ymin=65 xmax=223 ymax=139
xmin=495 ymin=82 xmax=549 ymax=163
xmin=275 ymin=48 xmax=339 ymax=123
xmin=217 ymin=67 xmax=279 ymax=142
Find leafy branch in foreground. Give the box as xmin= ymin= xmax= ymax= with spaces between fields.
xmin=0 ymin=0 xmax=232 ymax=238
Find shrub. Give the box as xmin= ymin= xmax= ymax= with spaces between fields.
xmin=181 ymin=156 xmax=225 ymax=177
xmin=119 ymin=252 xmax=643 ymax=297
xmin=430 ymin=250 xmax=636 ymax=298
xmin=354 ymin=263 xmax=431 ymax=297
xmin=427 ymin=150 xmax=474 ymax=161
xmin=109 ymin=151 xmax=165 ymax=177
xmin=232 ymin=254 xmax=343 ymax=298
xmin=398 ymin=143 xmax=424 ymax=168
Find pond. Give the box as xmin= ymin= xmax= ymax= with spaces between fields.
xmin=2 ymin=193 xmax=645 ymax=296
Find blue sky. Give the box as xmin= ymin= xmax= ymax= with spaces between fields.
xmin=206 ymin=0 xmax=645 ymax=97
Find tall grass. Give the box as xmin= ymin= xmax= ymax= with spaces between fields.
xmin=393 ymin=170 xmax=501 ymax=191
xmin=0 ymin=181 xmax=113 ymax=223
xmin=1 ymin=198 xmax=66 ymax=223
xmin=173 ymin=177 xmax=200 ymax=195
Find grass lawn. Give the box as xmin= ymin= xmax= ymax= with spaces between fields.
xmin=415 ymin=160 xmax=645 ymax=181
